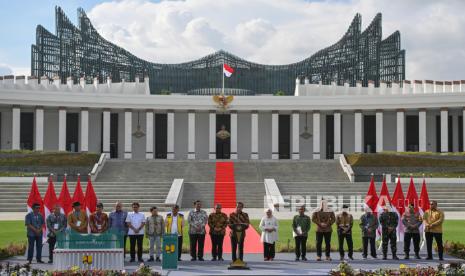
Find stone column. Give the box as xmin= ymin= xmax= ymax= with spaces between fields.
xmin=251 ymin=111 xmax=259 ymax=159
xmin=209 ymin=111 xmax=216 ymax=160
xmin=292 ymin=111 xmax=300 ymax=159
xmin=12 ymin=106 xmax=20 ymax=150
xmin=441 ymin=108 xmax=448 ymax=153
xmin=167 ymin=111 xmax=175 ymax=159
xmin=35 ymin=107 xmax=44 ymax=151
xmin=376 ymin=110 xmax=383 ymax=153
xmin=354 ymin=111 xmax=363 ymax=153
xmin=124 ymin=110 xmax=132 ymax=159
xmin=271 ymin=111 xmax=279 ymax=160
xmin=419 ymin=109 xmax=427 ymax=152
xmin=145 ymin=110 xmax=154 ymax=159
xmin=334 ymin=111 xmax=341 ymax=158
xmin=188 ymin=111 xmax=196 ymax=159
xmin=58 ymin=108 xmax=66 ymax=151
xmin=80 ymin=108 xmax=89 ymax=152
xmin=397 ymin=109 xmax=405 ymax=152
xmin=102 ymin=110 xmax=111 ymax=158
xmin=313 ymin=111 xmax=320 ymax=159
xmin=230 ymin=111 xmax=238 ymax=160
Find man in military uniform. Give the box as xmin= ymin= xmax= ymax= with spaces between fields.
xmin=336 ymin=204 xmax=353 ymax=261
xmin=379 ymin=204 xmax=399 ymax=260
xmin=402 ymin=203 xmax=422 ymax=259
xmin=359 ymin=207 xmax=378 ymax=259
xmin=228 ymin=202 xmax=250 ymax=262
xmin=311 ymin=199 xmax=336 ymax=261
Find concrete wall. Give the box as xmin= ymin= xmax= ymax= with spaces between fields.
xmin=383 ymin=111 xmax=397 ymax=151
xmin=258 ymin=111 xmax=272 ymax=159
xmin=342 ymin=112 xmax=355 ymax=154
xmin=237 ymin=112 xmax=251 ymax=159
xmin=174 ymin=111 xmax=188 ymax=159
xmin=195 ymin=112 xmax=209 ymax=160
xmin=44 ymin=109 xmax=59 ymax=151
xmin=88 ymin=110 xmax=102 ymax=153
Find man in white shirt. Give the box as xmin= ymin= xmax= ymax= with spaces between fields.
xmin=126 ymin=202 xmax=145 ymax=263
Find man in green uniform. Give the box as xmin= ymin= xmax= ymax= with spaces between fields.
xmin=379 ymin=204 xmax=399 ymax=260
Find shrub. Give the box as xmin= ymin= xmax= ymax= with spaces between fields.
xmin=0 ymin=243 xmax=26 ymax=260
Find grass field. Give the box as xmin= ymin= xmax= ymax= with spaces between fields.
xmin=2 ymin=220 xmax=464 ymax=253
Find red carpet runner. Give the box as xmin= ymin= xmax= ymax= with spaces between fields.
xmin=203 ymin=162 xmax=262 ymax=254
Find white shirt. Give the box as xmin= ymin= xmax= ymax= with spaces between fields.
xmin=171 ymin=215 xmax=179 ymax=235
xmin=126 ymin=211 xmax=146 ymax=235
xmin=259 ymin=216 xmax=278 ymax=244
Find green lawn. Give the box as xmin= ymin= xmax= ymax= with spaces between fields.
xmin=2 ymin=219 xmax=464 ymax=254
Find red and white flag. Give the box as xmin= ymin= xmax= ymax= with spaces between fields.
xmin=72 ymin=174 xmax=86 ymax=212
xmin=364 ymin=175 xmax=379 ymax=214
xmin=27 ymin=176 xmax=44 ymax=215
xmin=376 ymin=175 xmax=391 ymax=240
xmin=405 ymin=176 xmax=419 ymax=211
xmin=58 ymin=175 xmax=72 ymax=215
xmin=43 ymin=175 xmax=58 ymax=239
xmin=43 ymin=176 xmax=58 ymax=221
xmin=419 ymin=178 xmax=430 ymax=248
xmin=391 ymin=177 xmax=406 ymax=241
xmin=223 ymin=64 xmax=234 ymax=77
xmin=85 ymin=176 xmax=97 ymax=216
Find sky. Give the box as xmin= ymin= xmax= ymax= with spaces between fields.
xmin=0 ymin=0 xmax=464 ymax=80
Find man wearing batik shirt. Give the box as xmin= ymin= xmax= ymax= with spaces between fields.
xmin=208 ymin=204 xmax=228 ymax=261
xmin=46 ymin=204 xmax=67 ymax=263
xmin=312 ymin=199 xmax=336 ymax=261
xmin=187 ymin=200 xmax=208 ymax=261
xmin=228 ymin=202 xmax=250 ymax=262
xmin=89 ymin=203 xmax=108 ymax=233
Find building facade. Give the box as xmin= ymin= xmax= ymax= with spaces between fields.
xmin=31 ymin=7 xmax=405 ymax=95
xmin=1 ymin=76 xmax=464 ymax=160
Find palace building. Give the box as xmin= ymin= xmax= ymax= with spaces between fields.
xmin=0 ymin=8 xmax=464 ymax=160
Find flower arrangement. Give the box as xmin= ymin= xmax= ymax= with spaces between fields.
xmin=0 ymin=263 xmax=161 ymax=276
xmin=330 ymin=262 xmax=465 ymax=276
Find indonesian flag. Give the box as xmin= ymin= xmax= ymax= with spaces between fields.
xmin=364 ymin=175 xmax=379 ymax=214
xmin=27 ymin=176 xmax=44 ymax=214
xmin=43 ymin=175 xmax=58 ymax=238
xmin=85 ymin=175 xmax=98 ymax=233
xmin=223 ymin=64 xmax=234 ymax=77
xmin=419 ymin=178 xmax=430 ymax=248
xmin=58 ymin=175 xmax=72 ymax=215
xmin=85 ymin=176 xmax=97 ymax=216
xmin=405 ymin=176 xmax=419 ymax=211
xmin=391 ymin=177 xmax=406 ymax=241
xmin=72 ymin=174 xmax=86 ymax=212
xmin=376 ymin=175 xmax=391 ymax=240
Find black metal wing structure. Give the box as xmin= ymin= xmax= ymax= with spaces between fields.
xmin=31 ymin=7 xmax=405 ymax=95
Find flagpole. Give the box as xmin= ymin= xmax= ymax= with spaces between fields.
xmin=222 ymin=63 xmax=225 ymax=95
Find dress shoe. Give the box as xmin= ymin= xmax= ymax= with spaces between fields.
xmin=198 ymin=257 xmax=204 ymax=261
xmin=301 ymin=257 xmax=308 ymax=261
xmin=218 ymin=258 xmax=224 ymax=261
xmin=393 ymin=255 xmax=399 ymax=260
xmin=37 ymin=260 xmax=44 ymax=264
xmin=211 ymin=257 xmax=217 ymax=261
xmin=426 ymin=257 xmax=433 ymax=260
xmin=439 ymin=257 xmax=444 ymax=261
xmin=295 ymin=257 xmax=300 ymax=261
xmin=316 ymin=256 xmax=321 ymax=261
xmin=340 ymin=257 xmax=344 ymax=261
xmin=326 ymin=257 xmax=332 ymax=261
xmin=382 ymin=256 xmax=387 ymax=260
xmin=129 ymin=259 xmax=136 ymax=263
xmin=415 ymin=254 xmax=421 ymax=260
xmin=178 ymin=258 xmax=182 ymax=261
xmin=348 ymin=256 xmax=354 ymax=260
xmin=48 ymin=260 xmax=53 ymax=264
xmin=147 ymin=257 xmax=154 ymax=262
xmin=156 ymin=257 xmax=161 ymax=262
xmin=191 ymin=258 xmax=197 ymax=261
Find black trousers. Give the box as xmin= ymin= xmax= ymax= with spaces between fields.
xmin=338 ymin=233 xmax=353 ymax=258
xmin=316 ymin=232 xmax=332 ymax=257
xmin=123 ymin=235 xmax=127 ymax=258
xmin=381 ymin=231 xmax=397 ymax=256
xmin=231 ymin=234 xmax=245 ymax=261
xmin=425 ymin=232 xmax=443 ymax=259
xmin=362 ymin=237 xmax=377 ymax=258
xmin=189 ymin=234 xmax=205 ymax=259
xmin=294 ymin=236 xmax=307 ymax=258
xmin=47 ymin=237 xmax=56 ymax=261
xmin=210 ymin=234 xmax=224 ymax=259
xmin=129 ymin=235 xmax=144 ymax=261
xmin=404 ymin=232 xmax=420 ymax=255
xmin=263 ymin=242 xmax=275 ymax=259
xmin=27 ymin=235 xmax=42 ymax=261
xmin=177 ymin=236 xmax=183 ymax=259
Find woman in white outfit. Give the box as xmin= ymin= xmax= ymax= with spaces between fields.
xmin=259 ymin=209 xmax=279 ymax=261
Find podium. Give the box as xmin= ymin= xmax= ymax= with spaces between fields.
xmin=162 ymin=234 xmax=178 ymax=270
xmin=53 ymin=230 xmax=124 ymax=270
xmin=228 ymin=223 xmax=250 ymax=270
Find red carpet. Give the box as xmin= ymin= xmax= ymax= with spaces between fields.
xmin=202 ymin=162 xmax=262 ymax=254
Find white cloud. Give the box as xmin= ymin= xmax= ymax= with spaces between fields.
xmin=0 ymin=64 xmax=13 ymax=75
xmin=84 ymin=0 xmax=465 ymax=79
